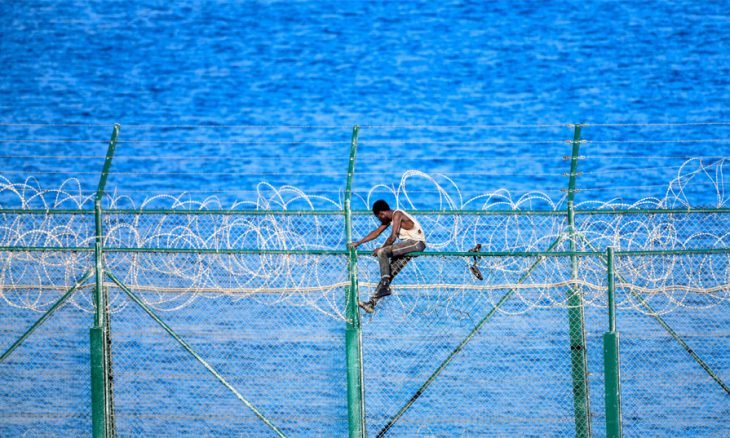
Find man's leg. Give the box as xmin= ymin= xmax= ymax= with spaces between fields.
xmin=376 ymin=245 xmax=394 ymax=284
xmin=359 ymin=245 xmax=396 ymax=313
xmin=389 ymin=256 xmax=411 ymax=280
xmin=372 ymin=246 xmax=395 ymax=302
xmin=372 ymin=240 xmax=426 ymax=302
xmin=391 ymin=240 xmax=426 ymax=259
xmin=360 ymin=240 xmax=427 ymax=313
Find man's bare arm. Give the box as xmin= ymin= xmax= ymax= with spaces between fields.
xmin=349 ymin=224 xmax=388 ymax=248
xmin=381 ymin=211 xmax=403 ymax=248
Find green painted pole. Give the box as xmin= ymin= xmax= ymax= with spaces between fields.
xmin=106 ymin=271 xmax=286 ymax=437
xmin=92 ymin=124 xmax=120 ymax=438
xmin=103 ymin=285 xmax=116 ymax=438
xmin=344 ymin=125 xmax=366 ymax=438
xmin=566 ymin=123 xmax=592 ymax=438
xmin=90 ymin=326 xmax=106 ymax=438
xmin=378 ymin=234 xmax=566 ymax=437
xmin=95 ymin=124 xmax=120 ymax=203
xmin=94 ymin=201 xmax=104 ymax=328
xmin=566 ymin=124 xmax=583 ymax=205
xmin=604 ymin=248 xmax=622 ymax=438
xmin=607 ymin=248 xmax=616 ymax=334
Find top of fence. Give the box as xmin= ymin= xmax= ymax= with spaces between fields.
xmin=1 ymin=122 xmax=729 ymax=211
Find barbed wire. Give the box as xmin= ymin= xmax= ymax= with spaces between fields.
xmin=1 ymin=158 xmax=729 ymax=318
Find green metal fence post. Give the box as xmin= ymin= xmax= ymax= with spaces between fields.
xmin=604 ymin=247 xmax=622 ymax=437
xmin=91 ymin=123 xmax=119 ymax=438
xmin=104 ymin=285 xmax=116 ymax=435
xmin=344 ymin=125 xmax=365 ymax=437
xmin=566 ymin=123 xmax=592 ymax=437
xmin=91 ymin=199 xmax=106 ymax=438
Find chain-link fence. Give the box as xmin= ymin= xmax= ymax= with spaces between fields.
xmin=1 ymin=209 xmax=729 ymax=437
xmin=613 ymin=252 xmax=730 ymax=436
xmin=1 ymin=122 xmax=729 ymax=436
xmin=0 ymin=249 xmax=93 ymax=435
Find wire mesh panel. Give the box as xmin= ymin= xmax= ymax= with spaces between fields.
xmin=584 ymin=302 xmax=608 ymax=438
xmin=358 ymin=253 xmax=608 ymax=436
xmin=105 ymin=252 xmax=350 ymax=435
xmin=104 ymin=212 xmax=346 ymax=251
xmin=577 ymin=212 xmax=730 ymax=253
xmin=614 ymin=253 xmax=730 ymax=436
xmin=108 ymin=288 xmax=281 ymax=435
xmin=0 ymin=250 xmax=94 ymax=436
xmin=2 ymin=122 xmax=730 ymax=436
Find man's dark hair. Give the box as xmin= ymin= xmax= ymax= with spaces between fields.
xmin=372 ymin=200 xmax=390 ymax=215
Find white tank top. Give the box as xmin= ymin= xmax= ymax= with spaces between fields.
xmin=396 ymin=210 xmax=426 ymax=242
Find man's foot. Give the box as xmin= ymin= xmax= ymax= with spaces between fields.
xmin=358 ymin=300 xmax=375 ymax=314
xmin=470 ymin=264 xmax=484 ymax=281
xmin=374 ymin=285 xmax=391 ymax=299
xmin=468 ymin=244 xmax=484 ymax=280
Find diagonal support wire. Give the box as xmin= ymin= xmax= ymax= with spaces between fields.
xmin=1 ymin=268 xmax=94 ymax=363
xmin=105 ymin=270 xmax=287 ymax=437
xmin=579 ymin=235 xmax=729 ymax=395
xmin=377 ymin=233 xmax=567 ymax=437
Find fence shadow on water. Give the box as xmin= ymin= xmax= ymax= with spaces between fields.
xmin=1 ymin=123 xmax=729 ymax=437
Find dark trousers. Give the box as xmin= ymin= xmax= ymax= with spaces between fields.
xmin=377 ymin=240 xmax=426 ymax=281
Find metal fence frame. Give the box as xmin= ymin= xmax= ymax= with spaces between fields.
xmin=1 ymin=124 xmax=729 ymax=437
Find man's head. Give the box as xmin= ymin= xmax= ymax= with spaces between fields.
xmin=372 ymin=199 xmax=391 ymax=223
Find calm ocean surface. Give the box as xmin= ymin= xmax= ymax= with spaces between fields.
xmin=1 ymin=1 xmax=729 ymax=436
xmin=1 ymin=0 xmax=730 ymax=208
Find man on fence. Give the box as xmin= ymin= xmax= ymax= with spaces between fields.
xmin=348 ymin=200 xmax=427 ymax=313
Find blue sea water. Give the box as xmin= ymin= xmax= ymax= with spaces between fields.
xmin=1 ymin=0 xmax=730 ymax=208
xmin=1 ymin=1 xmax=730 ymax=436
xmin=2 ymin=0 xmax=729 ymax=125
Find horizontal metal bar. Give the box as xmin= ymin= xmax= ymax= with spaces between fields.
xmin=104 ymin=209 xmax=344 ymax=216
xmin=1 ymin=246 xmax=729 ymax=257
xmin=574 ymin=208 xmax=730 ymax=215
xmin=0 ymin=209 xmax=91 ymax=215
xmin=0 ymin=209 xmax=342 ymax=215
xmin=1 ymin=207 xmax=730 ymax=216
xmin=357 ymin=250 xmax=603 ymax=257
xmin=103 ymin=248 xmax=349 ymax=255
xmin=351 ymin=210 xmax=568 ymax=216
xmin=0 ymin=247 xmax=595 ymax=257
xmin=0 ymin=246 xmax=94 ymax=252
xmin=103 ymin=209 xmax=558 ymax=216
xmin=615 ymin=248 xmax=730 ymax=256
